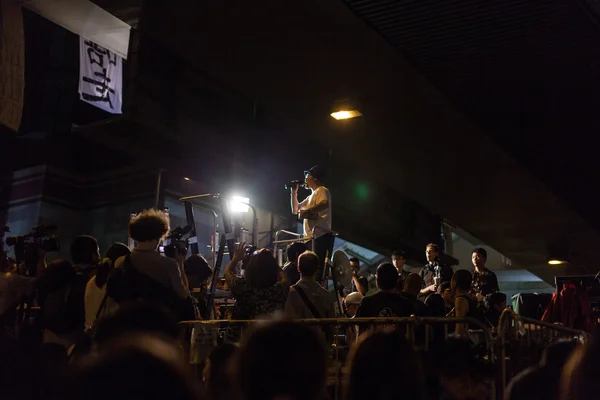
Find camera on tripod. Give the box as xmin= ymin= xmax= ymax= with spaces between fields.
xmin=5 ymin=225 xmax=60 ymax=274
xmin=6 ymin=225 xmax=60 ymax=253
xmin=163 ymin=226 xmax=191 ymax=259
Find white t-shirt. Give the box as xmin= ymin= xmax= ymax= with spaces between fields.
xmin=84 ymin=276 xmax=119 ymax=330
xmin=299 ymin=186 xmax=332 ymax=237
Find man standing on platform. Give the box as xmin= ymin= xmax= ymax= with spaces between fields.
xmin=392 ymin=250 xmax=410 ymax=293
xmin=419 ymin=243 xmax=453 ymax=297
xmin=290 ymin=165 xmax=333 ymax=283
xmin=471 ymin=247 xmax=499 ymax=301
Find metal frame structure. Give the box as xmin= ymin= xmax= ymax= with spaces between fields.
xmin=179 ymin=193 xmax=260 ymax=319
xmin=496 ymin=308 xmax=589 ymax=399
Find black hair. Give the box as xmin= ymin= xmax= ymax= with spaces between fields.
xmin=287 ymin=242 xmax=309 ymax=264
xmin=349 ymin=257 xmax=360 ymax=265
xmin=346 ymin=331 xmax=424 ymax=400
xmin=376 ymin=262 xmax=399 ymax=291
xmin=472 ymin=247 xmax=488 ymax=260
xmin=437 ymin=281 xmax=451 ymax=295
xmin=404 ymin=273 xmax=422 ymax=295
xmin=206 ymin=343 xmax=238 ymax=400
xmin=425 ymin=293 xmax=446 ymax=317
xmin=298 ymin=251 xmax=319 ymax=277
xmin=184 ymin=254 xmax=212 ymax=288
xmin=105 ymin=242 xmax=131 ymax=264
xmin=392 ymin=250 xmax=406 ymax=259
xmin=97 ymin=242 xmax=131 ymax=287
xmin=245 ymin=249 xmax=278 ymax=289
xmin=487 ymin=292 xmax=506 ymax=307
xmin=129 ymin=209 xmax=170 ymax=242
xmin=71 ymin=335 xmax=199 ymax=400
xmin=70 ymin=235 xmax=99 ymax=265
xmin=452 ymin=269 xmax=472 ymax=292
xmin=236 ymin=321 xmax=326 ymax=400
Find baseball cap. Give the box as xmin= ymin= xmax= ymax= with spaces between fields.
xmin=345 ymin=292 xmax=364 ymax=305
xmin=304 ymin=165 xmax=326 ymax=181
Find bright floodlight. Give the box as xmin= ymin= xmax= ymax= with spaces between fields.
xmin=330 ymin=110 xmax=362 ymax=120
xmin=230 ymin=196 xmax=250 ymax=213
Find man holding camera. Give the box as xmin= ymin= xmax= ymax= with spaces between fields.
xmin=290 ymin=165 xmax=333 ymax=283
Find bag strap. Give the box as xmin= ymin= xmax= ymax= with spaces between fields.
xmin=292 ymin=284 xmax=321 ymax=319
xmin=95 ymin=292 xmax=109 ymax=321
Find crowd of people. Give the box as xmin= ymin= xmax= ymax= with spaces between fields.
xmin=0 ymin=208 xmax=597 ymax=400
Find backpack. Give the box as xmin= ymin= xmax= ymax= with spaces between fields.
xmin=42 ymin=270 xmax=89 ymax=334
xmin=106 ymin=255 xmax=200 ymax=321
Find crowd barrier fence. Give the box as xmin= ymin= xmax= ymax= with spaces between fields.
xmin=496 ymin=309 xmax=589 ymax=399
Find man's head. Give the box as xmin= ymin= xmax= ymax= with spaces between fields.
xmin=425 ymin=243 xmax=440 ymax=263
xmin=451 ymin=269 xmax=472 ymax=293
xmin=129 ymin=209 xmax=170 ymax=248
xmin=298 ymin=251 xmax=319 ymax=278
xmin=245 ymin=249 xmax=279 ymax=289
xmin=287 ymin=242 xmax=309 ymax=264
xmin=391 ymin=250 xmax=406 ymax=271
xmin=344 ymin=292 xmax=364 ymax=317
xmin=184 ymin=254 xmax=212 ymax=289
xmin=304 ymin=165 xmax=326 ymax=190
xmin=236 ymin=321 xmax=327 ymax=400
xmin=487 ymin=292 xmax=507 ymax=312
xmin=403 ymin=273 xmax=422 ymax=297
xmin=349 ymin=257 xmax=360 ymax=273
xmin=472 ymin=247 xmax=487 ymax=269
xmin=438 ymin=281 xmax=453 ymax=305
xmin=376 ymin=262 xmax=399 ymax=291
xmin=71 ymin=235 xmax=100 ymax=266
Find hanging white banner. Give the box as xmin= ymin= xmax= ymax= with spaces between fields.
xmin=78 ymin=37 xmax=123 ymax=114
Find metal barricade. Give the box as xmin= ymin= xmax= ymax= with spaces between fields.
xmin=496 ymin=309 xmax=588 ymax=399
xmin=272 ymin=227 xmax=338 ymax=266
xmin=180 ymin=316 xmax=496 ymax=400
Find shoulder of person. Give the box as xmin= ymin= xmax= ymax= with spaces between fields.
xmin=455 ymin=296 xmax=469 ymax=305
xmin=114 ymin=255 xmax=127 ymax=269
xmin=163 ymin=256 xmax=180 ymax=268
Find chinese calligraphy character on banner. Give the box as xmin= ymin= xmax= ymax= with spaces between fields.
xmin=78 ymin=37 xmax=122 ymax=114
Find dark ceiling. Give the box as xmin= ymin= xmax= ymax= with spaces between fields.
xmin=342 ymin=0 xmax=600 ymax=232
xmin=85 ymin=0 xmax=600 ymax=282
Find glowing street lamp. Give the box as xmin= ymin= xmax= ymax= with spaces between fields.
xmin=330 ymin=110 xmax=362 ymax=120
xmin=229 ymin=196 xmax=250 ymax=213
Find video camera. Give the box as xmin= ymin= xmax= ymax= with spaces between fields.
xmin=5 ymin=224 xmax=60 ymax=273
xmin=162 ymin=225 xmax=191 ymax=259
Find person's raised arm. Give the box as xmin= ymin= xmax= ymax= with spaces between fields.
xmin=420 ymin=284 xmax=436 ymax=296
xmin=352 ymin=271 xmax=367 ymax=296
xmin=224 ymin=242 xmax=246 ymax=287
xmin=291 ymin=186 xmax=300 ymax=214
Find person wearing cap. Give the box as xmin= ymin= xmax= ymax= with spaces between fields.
xmin=344 ymin=292 xmax=364 ymax=318
xmin=343 ymin=291 xmax=364 ymax=345
xmin=290 ymin=165 xmax=333 ymax=282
